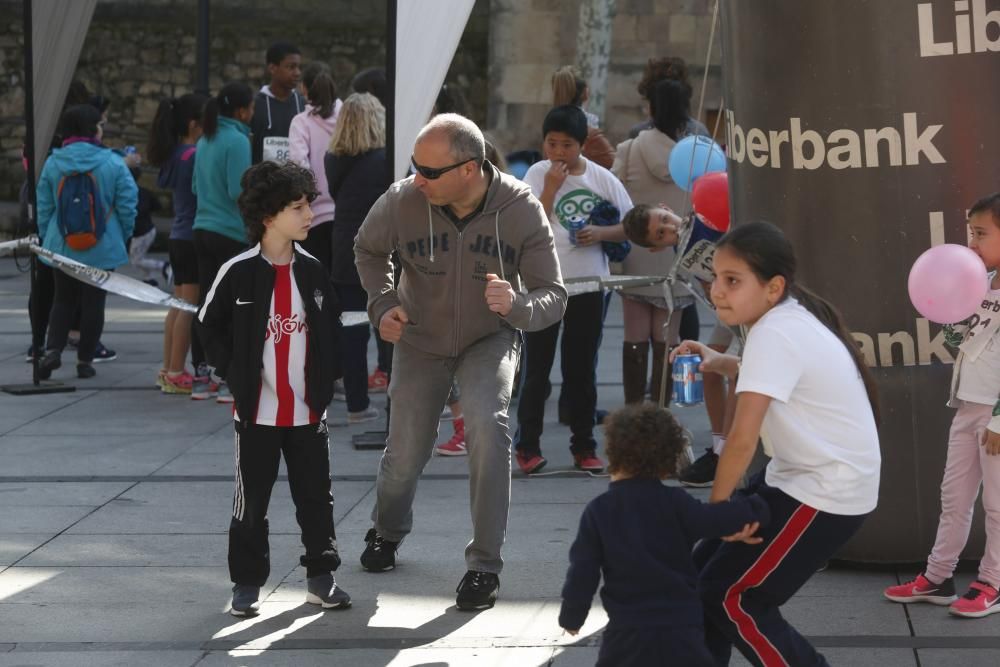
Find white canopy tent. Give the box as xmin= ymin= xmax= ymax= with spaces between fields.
xmin=392 ymin=0 xmax=476 ymax=180
xmin=27 ymin=0 xmax=99 ymax=179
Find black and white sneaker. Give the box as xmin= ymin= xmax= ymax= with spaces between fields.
xmin=360 ymin=528 xmax=399 ymax=572
xmin=306 ymin=573 xmax=352 ymax=609
xmin=456 ymin=570 xmax=499 ymax=611
xmin=92 ymin=343 xmax=117 ymax=363
xmin=230 ymin=584 xmax=261 ymax=617
xmin=680 ymin=448 xmax=719 ymax=488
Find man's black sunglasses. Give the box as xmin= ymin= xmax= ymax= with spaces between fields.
xmin=411 ymin=157 xmax=472 ymax=180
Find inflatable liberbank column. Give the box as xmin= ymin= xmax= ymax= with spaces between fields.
xmin=720 ymin=1 xmax=1000 ymax=561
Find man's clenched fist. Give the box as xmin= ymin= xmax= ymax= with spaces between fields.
xmin=485 ymin=273 xmax=515 ymax=317
xmin=379 ymin=306 xmax=410 ymax=343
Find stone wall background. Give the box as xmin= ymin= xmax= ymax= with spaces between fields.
xmin=0 ymin=0 xmax=721 ymax=208
xmin=488 ymin=0 xmax=722 ymax=157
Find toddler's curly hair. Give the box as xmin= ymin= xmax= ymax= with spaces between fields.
xmin=238 ymin=161 xmax=318 ymax=244
xmin=604 ymin=403 xmax=686 ymax=479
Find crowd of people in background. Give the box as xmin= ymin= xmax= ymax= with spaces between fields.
xmin=23 ymin=44 xmax=728 ymax=473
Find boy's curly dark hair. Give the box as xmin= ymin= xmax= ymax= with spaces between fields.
xmin=604 ymin=403 xmax=686 ymax=479
xmin=238 ymin=161 xmax=318 ymax=244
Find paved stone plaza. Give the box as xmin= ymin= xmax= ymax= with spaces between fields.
xmin=1 ymin=255 xmax=999 ymax=666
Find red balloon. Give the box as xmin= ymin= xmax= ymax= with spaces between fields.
xmin=691 ymin=171 xmax=730 ymax=232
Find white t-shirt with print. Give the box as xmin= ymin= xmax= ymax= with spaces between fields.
xmin=735 ymin=298 xmax=881 ymax=516
xmin=522 ymin=157 xmax=633 ymax=280
xmin=957 ymin=287 xmax=1000 ymax=405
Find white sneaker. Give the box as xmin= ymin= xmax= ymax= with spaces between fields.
xmin=348 ymin=406 xmax=380 ymax=424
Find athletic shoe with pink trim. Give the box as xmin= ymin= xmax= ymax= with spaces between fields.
xmin=162 ymin=371 xmax=194 ymax=395
xmin=950 ymin=581 xmax=1000 ymax=618
xmin=883 ymin=573 xmax=956 ymax=605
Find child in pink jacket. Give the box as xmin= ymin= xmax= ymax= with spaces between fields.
xmin=289 ymin=64 xmax=341 ymax=271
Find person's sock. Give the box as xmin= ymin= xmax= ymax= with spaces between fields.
xmin=712 ymin=434 xmax=726 ymax=455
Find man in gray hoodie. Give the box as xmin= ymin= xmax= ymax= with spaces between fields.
xmin=354 ymin=114 xmax=567 ymax=611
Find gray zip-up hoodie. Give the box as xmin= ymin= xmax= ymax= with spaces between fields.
xmin=354 ymin=162 xmax=567 ymax=358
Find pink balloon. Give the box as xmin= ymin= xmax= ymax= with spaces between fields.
xmin=908 ymin=244 xmax=988 ymax=324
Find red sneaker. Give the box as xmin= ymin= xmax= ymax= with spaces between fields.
xmin=435 ymin=418 xmax=466 ymax=456
xmin=950 ymin=581 xmax=1000 ymax=618
xmin=883 ymin=573 xmax=956 ymax=605
xmin=368 ymin=369 xmax=389 ymax=393
xmin=515 ymin=451 xmax=547 ymax=475
xmin=573 ymin=452 xmax=605 ymax=473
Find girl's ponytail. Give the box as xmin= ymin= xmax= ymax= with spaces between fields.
xmin=147 ymin=98 xmax=178 ymax=166
xmin=789 ymin=284 xmax=881 ymax=424
xmin=202 ymin=82 xmax=254 ymax=140
xmin=147 ymin=93 xmax=207 ymax=166
xmin=307 ymin=72 xmax=337 ymax=119
xmin=202 ymin=97 xmax=221 ymax=139
xmin=552 ymin=66 xmax=586 ymax=107
xmin=717 ymin=221 xmax=881 ymax=424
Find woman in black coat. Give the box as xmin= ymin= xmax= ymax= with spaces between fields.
xmin=324 ymin=92 xmax=390 ymax=423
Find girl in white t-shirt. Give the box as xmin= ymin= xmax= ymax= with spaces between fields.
xmin=671 ymin=221 xmax=881 ymax=666
xmin=884 ymin=194 xmax=1000 ymax=618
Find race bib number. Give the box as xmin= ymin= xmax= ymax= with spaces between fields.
xmin=262 ymin=136 xmax=291 ymax=163
xmin=679 ymin=239 xmax=716 ymax=283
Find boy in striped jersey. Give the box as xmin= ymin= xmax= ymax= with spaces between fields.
xmin=199 ymin=161 xmax=348 ymax=617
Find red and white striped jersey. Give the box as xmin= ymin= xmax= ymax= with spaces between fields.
xmin=254 ymin=260 xmax=321 ymax=426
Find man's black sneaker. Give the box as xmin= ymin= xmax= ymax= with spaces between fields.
xmin=76 ymin=363 xmax=96 ymax=379
xmin=456 ymin=570 xmax=499 ymax=611
xmin=679 ymin=448 xmax=719 ymax=488
xmin=360 ymin=528 xmax=399 ymax=572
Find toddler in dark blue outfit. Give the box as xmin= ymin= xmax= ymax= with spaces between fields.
xmin=559 ymin=404 xmax=770 ymax=666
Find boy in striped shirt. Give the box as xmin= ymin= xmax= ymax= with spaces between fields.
xmin=199 ymin=161 xmax=348 ymax=617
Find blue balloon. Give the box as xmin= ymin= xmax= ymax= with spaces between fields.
xmin=668 ymin=135 xmax=727 ymax=191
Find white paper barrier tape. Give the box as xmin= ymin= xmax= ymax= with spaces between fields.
xmin=0 ymin=237 xmax=711 ymax=326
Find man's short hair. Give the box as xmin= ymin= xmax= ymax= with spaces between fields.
xmin=266 ymin=41 xmax=301 ymax=66
xmin=542 ymin=105 xmax=588 ymax=145
xmin=238 ymin=162 xmax=317 ymax=244
xmin=622 ymin=204 xmax=655 ymax=248
xmin=417 ymin=113 xmax=485 ymax=166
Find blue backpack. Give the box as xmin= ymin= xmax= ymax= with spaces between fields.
xmin=57 ymin=171 xmax=106 ymax=251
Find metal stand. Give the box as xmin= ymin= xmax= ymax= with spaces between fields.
xmin=2 ymin=1 xmax=74 ymax=397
